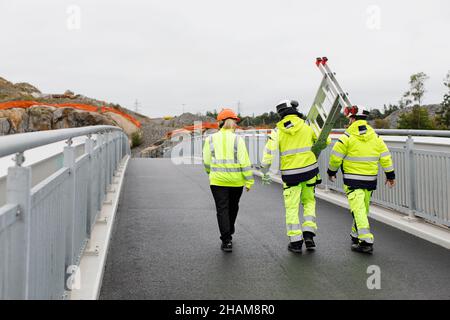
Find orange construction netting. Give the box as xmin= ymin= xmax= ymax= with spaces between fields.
xmin=0 ymin=100 xmax=141 ymax=128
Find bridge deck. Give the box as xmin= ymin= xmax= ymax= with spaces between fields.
xmin=100 ymin=158 xmax=450 ymax=299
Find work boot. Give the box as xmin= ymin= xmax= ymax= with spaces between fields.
xmin=303 ymin=231 xmax=316 ymax=250
xmin=350 ymin=235 xmax=359 ymax=245
xmin=288 ymin=240 xmax=303 ymax=253
xmin=351 ymin=241 xmax=373 ymax=254
xmin=221 ymin=241 xmax=232 ymax=252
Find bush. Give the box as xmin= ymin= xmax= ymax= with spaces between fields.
xmin=374 ymin=118 xmax=390 ymax=129
xmin=397 ymin=106 xmax=435 ymax=129
xmin=131 ymin=131 xmax=143 ymax=147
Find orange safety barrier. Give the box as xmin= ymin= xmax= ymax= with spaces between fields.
xmin=0 ymin=100 xmax=141 ymax=128
xmin=167 ymin=122 xmax=218 ymax=138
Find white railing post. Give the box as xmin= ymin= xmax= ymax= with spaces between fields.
xmin=85 ymin=135 xmax=94 ymax=236
xmin=116 ymin=132 xmax=121 ymax=168
xmin=63 ymin=138 xmax=76 ymax=279
xmin=6 ymin=152 xmax=31 ymax=299
xmin=112 ymin=132 xmax=117 ymax=173
xmin=406 ymin=135 xmax=417 ymax=220
xmin=105 ymin=132 xmax=111 ymax=187
xmin=96 ymin=133 xmax=102 ymax=208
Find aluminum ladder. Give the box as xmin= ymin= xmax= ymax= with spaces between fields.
xmin=307 ymin=57 xmax=353 ymax=156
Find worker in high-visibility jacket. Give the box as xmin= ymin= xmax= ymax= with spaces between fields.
xmin=203 ymin=108 xmax=254 ymax=252
xmin=261 ymin=100 xmax=326 ymax=253
xmin=327 ymin=105 xmax=396 ymax=254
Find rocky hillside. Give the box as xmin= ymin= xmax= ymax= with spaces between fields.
xmin=0 ymin=76 xmax=215 ymax=154
xmin=0 ymin=76 xmax=143 ymax=144
xmin=131 ymin=113 xmax=215 ymax=157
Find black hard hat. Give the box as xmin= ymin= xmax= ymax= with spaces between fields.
xmin=276 ymin=100 xmax=299 ymax=114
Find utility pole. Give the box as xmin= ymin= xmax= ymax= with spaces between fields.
xmin=182 ymin=104 xmax=186 ymax=114
xmin=237 ymin=101 xmax=241 ymax=115
xmin=134 ymin=99 xmax=140 ymax=113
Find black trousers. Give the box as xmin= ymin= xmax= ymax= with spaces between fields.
xmin=210 ymin=185 xmax=244 ymax=242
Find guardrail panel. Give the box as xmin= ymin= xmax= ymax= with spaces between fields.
xmin=0 ymin=204 xmax=19 ymax=299
xmin=0 ymin=127 xmax=130 ymax=299
xmin=29 ymin=168 xmax=69 ymax=299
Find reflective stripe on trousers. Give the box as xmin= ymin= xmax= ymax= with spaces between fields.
xmin=290 ymin=235 xmax=303 ymax=242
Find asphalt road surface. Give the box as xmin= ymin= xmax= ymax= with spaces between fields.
xmin=100 ymin=158 xmax=450 ymax=299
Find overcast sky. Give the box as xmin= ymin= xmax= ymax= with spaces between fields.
xmin=1 ymin=0 xmax=449 ymax=117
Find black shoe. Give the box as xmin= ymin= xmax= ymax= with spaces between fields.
xmin=303 ymin=231 xmax=316 ymax=250
xmin=351 ymin=236 xmax=359 ymax=245
xmin=288 ymin=240 xmax=303 ymax=253
xmin=351 ymin=241 xmax=373 ymax=254
xmin=221 ymin=241 xmax=232 ymax=252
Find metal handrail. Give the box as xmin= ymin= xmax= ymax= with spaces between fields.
xmin=0 ymin=125 xmax=122 ymax=158
xmin=332 ymin=128 xmax=450 ymax=137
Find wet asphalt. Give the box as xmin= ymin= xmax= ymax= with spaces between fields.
xmin=100 ymin=158 xmax=450 ymax=299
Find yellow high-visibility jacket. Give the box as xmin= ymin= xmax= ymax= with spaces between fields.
xmin=327 ymin=120 xmax=395 ymax=190
xmin=203 ymin=128 xmax=254 ymax=189
xmin=262 ymin=115 xmax=323 ymax=186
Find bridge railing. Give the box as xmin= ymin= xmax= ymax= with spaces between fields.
xmin=190 ymin=129 xmax=450 ymax=228
xmin=0 ymin=126 xmax=130 ymax=299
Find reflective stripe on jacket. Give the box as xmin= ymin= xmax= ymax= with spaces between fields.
xmin=203 ymin=128 xmax=254 ymax=188
xmin=262 ymin=115 xmax=321 ymax=185
xmin=327 ymin=120 xmax=395 ymax=190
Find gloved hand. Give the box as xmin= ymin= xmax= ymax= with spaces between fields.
xmin=262 ymin=173 xmax=272 ymax=185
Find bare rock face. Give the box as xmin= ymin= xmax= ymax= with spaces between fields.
xmin=0 ymin=108 xmax=29 ymax=133
xmin=28 ymin=105 xmax=57 ymax=131
xmin=0 ymin=118 xmax=11 ymax=135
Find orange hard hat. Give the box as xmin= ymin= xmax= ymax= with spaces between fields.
xmin=217 ymin=108 xmax=240 ymax=122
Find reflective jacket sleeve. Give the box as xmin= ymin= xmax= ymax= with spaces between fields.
xmin=261 ymin=129 xmax=278 ymax=172
xmin=378 ymin=137 xmax=395 ymax=180
xmin=202 ymin=136 xmax=211 ymax=174
xmin=237 ymin=136 xmax=254 ymax=189
xmin=328 ymin=135 xmax=348 ymax=176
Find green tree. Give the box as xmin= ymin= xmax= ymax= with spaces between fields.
xmin=402 ymin=72 xmax=429 ymax=107
xmin=367 ymin=108 xmax=383 ymax=120
xmin=382 ymin=104 xmax=399 ymax=118
xmin=206 ymin=110 xmax=218 ymax=119
xmin=397 ymin=106 xmax=435 ymax=129
xmin=435 ymin=71 xmax=450 ymax=129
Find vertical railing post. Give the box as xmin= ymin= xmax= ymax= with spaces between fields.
xmin=406 ymin=135 xmax=417 ymax=219
xmin=115 ymin=131 xmax=120 ymax=170
xmin=118 ymin=132 xmax=123 ymax=162
xmin=6 ymin=152 xmax=31 ymax=299
xmin=105 ymin=132 xmax=111 ymax=188
xmin=97 ymin=133 xmax=105 ymax=208
xmin=85 ymin=135 xmax=94 ymax=236
xmin=114 ymin=131 xmax=119 ymax=170
xmin=63 ymin=138 xmax=76 ymax=285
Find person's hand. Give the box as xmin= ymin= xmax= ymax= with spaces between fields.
xmin=328 ymin=175 xmax=336 ymax=182
xmin=385 ymin=179 xmax=396 ymax=188
xmin=245 ymin=186 xmax=251 ymax=192
xmin=262 ymin=173 xmax=272 ymax=185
